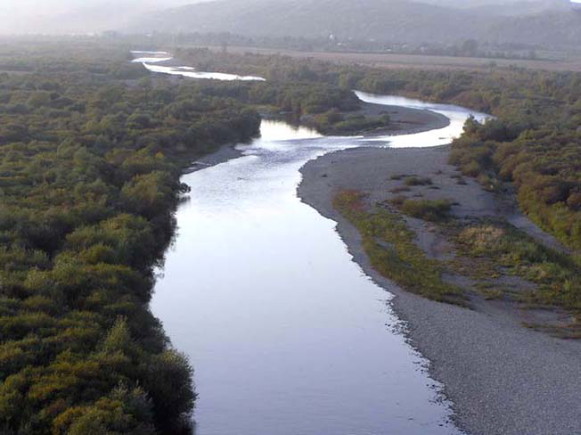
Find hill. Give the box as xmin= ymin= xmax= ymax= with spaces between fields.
xmin=128 ymin=0 xmax=581 ymax=48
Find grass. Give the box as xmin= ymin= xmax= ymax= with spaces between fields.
xmin=404 ymin=176 xmax=433 ymax=186
xmin=397 ymin=199 xmax=453 ymax=222
xmin=335 ymin=188 xmax=581 ymax=336
xmin=455 ymin=221 xmax=581 ymax=312
xmin=218 ymin=45 xmax=581 ymax=73
xmin=474 ymin=282 xmax=505 ymax=301
xmin=334 ymin=190 xmax=466 ymax=305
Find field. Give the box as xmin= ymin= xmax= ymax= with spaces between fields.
xmin=197 ymin=45 xmax=581 ymax=72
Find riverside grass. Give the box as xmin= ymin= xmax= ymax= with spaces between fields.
xmin=456 ymin=222 xmax=581 ymax=311
xmin=334 ymin=189 xmax=581 ymax=334
xmin=333 ymin=190 xmax=466 ymax=306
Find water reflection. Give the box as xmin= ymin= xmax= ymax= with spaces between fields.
xmin=151 ymin=94 xmax=487 ymax=434
xmin=355 ymin=91 xmax=489 ymax=148
xmin=130 ymin=50 xmax=265 ymax=81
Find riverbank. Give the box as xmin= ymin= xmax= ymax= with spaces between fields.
xmin=354 ymin=101 xmax=450 ymax=136
xmin=184 ymin=143 xmax=244 ymax=174
xmin=297 ymin=145 xmax=581 ymax=434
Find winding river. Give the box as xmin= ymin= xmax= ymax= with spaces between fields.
xmin=141 ymin=53 xmax=488 ymax=435
xmin=132 ymin=51 xmax=266 ymax=81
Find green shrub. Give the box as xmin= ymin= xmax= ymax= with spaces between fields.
xmin=399 ymin=199 xmax=453 ymax=222
xmin=404 ymin=176 xmax=432 ymax=186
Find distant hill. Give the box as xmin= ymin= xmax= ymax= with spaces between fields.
xmin=127 ymin=0 xmax=581 ymax=48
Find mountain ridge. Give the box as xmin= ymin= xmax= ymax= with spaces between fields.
xmin=127 ymin=0 xmax=581 ymax=48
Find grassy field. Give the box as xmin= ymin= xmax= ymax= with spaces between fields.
xmin=194 ymin=45 xmax=581 ymax=72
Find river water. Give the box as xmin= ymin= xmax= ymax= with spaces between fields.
xmin=131 ymin=51 xmax=266 ymax=81
xmin=149 ymin=69 xmax=487 ymax=433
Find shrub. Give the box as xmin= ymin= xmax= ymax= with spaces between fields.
xmin=404 ymin=176 xmax=432 ymax=186
xmin=399 ymin=199 xmax=453 ymax=222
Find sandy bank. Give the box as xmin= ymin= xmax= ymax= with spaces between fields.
xmin=298 ymin=146 xmax=581 ymax=435
xmin=357 ymin=101 xmax=450 ymax=135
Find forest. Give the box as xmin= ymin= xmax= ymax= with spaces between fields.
xmin=1 ymin=39 xmax=580 ymax=432
xmin=0 ymin=43 xmax=263 ymax=434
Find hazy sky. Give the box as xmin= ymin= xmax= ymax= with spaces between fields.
xmin=0 ymin=0 xmax=197 ymax=17
xmin=0 ymin=0 xmax=201 ymax=34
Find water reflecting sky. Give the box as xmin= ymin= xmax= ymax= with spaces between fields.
xmin=152 ymin=95 xmax=486 ymax=435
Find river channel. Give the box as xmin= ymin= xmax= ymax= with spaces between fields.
xmin=151 ymin=85 xmax=487 ymax=434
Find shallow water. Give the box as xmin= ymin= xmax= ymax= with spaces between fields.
xmin=151 ymin=93 xmax=487 ymax=434
xmin=131 ymin=50 xmax=265 ymax=81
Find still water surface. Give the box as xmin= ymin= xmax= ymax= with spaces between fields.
xmin=152 ymin=93 xmax=487 ymax=435
xmin=131 ymin=50 xmax=266 ymax=81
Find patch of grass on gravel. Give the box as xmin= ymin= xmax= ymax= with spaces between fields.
xmin=398 ymin=199 xmax=453 ymax=222
xmin=455 ymin=221 xmax=581 ymax=313
xmin=334 ymin=190 xmax=466 ymax=306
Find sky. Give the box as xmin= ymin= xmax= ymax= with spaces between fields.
xmin=0 ymin=0 xmax=192 ymax=15
xmin=0 ymin=0 xmax=200 ymax=34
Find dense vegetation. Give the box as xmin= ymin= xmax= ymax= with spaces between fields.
xmin=0 ymin=44 xmax=261 ymax=434
xmin=449 ymin=118 xmax=581 ymax=251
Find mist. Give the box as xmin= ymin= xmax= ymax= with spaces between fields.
xmin=0 ymin=0 xmax=200 ymax=34
xmin=0 ymin=0 xmax=575 ymax=34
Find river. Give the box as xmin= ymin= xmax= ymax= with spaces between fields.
xmin=149 ymin=82 xmax=488 ymax=434
xmin=131 ymin=51 xmax=266 ymax=81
